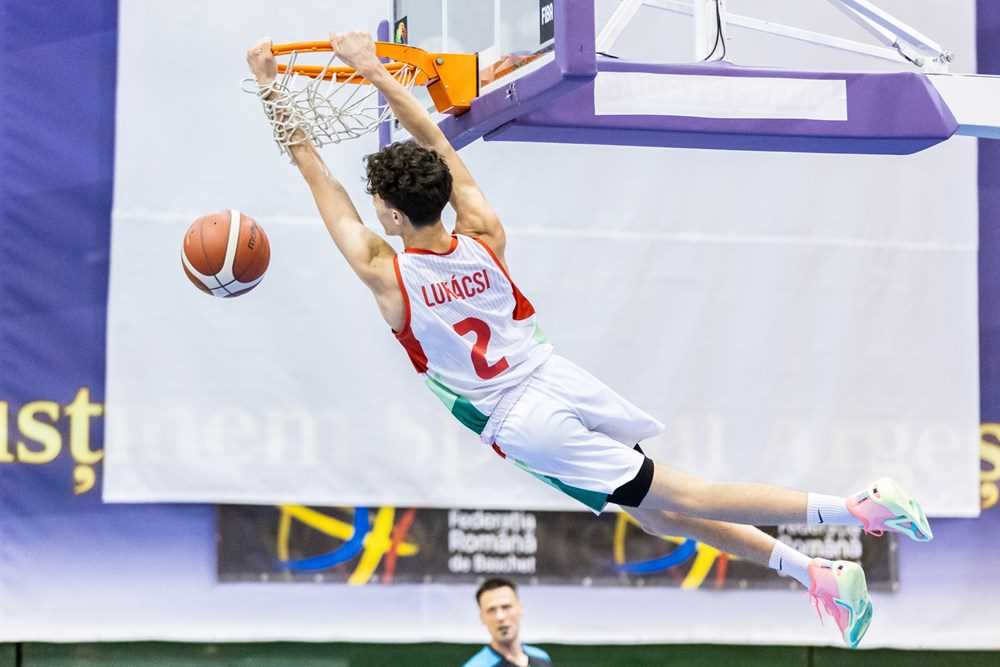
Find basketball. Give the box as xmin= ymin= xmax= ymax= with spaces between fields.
xmin=181 ymin=209 xmax=270 ymax=297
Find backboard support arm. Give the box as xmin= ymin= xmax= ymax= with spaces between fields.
xmin=827 ymin=0 xmax=952 ymax=70
xmin=600 ymin=0 xmax=951 ymax=72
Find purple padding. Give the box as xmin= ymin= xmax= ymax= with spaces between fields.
xmin=979 ymin=0 xmax=1000 ymax=421
xmin=439 ymin=0 xmax=595 ymax=150
xmin=485 ymin=59 xmax=958 ymax=155
xmin=440 ymin=60 xmax=590 ymax=150
xmin=555 ymin=0 xmax=597 ymax=77
xmin=377 ymin=19 xmax=391 ymax=149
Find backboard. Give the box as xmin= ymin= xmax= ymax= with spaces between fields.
xmin=381 ymin=1 xmax=1000 ymax=154
xmin=391 ymin=0 xmax=557 ymax=93
xmin=385 ymin=0 xmax=594 ymax=149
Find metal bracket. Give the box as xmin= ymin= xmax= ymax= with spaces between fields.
xmin=826 ymin=0 xmax=953 ymax=72
xmin=599 ymin=0 xmax=952 ymax=72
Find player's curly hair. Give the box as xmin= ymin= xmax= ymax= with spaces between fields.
xmin=364 ymin=141 xmax=452 ymax=227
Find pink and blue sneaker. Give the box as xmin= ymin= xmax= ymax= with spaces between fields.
xmin=808 ymin=559 xmax=873 ymax=648
xmin=847 ymin=477 xmax=933 ymax=542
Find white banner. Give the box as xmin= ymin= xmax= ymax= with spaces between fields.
xmin=105 ymin=0 xmax=981 ymax=516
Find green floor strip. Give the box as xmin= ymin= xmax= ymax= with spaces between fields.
xmin=814 ymin=647 xmax=1000 ymax=667
xmin=15 ymin=642 xmax=1000 ymax=667
xmin=21 ymin=642 xmax=806 ymax=667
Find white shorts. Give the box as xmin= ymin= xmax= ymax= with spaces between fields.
xmin=481 ymin=355 xmax=665 ymax=513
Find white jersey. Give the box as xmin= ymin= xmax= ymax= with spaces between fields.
xmin=392 ymin=234 xmax=553 ymax=433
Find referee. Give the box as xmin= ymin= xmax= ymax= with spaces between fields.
xmin=461 ymin=578 xmax=552 ymax=667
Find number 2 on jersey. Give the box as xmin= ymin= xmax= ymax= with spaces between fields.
xmin=453 ymin=317 xmax=510 ymax=380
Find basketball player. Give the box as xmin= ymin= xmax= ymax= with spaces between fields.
xmin=246 ymin=33 xmax=933 ymax=647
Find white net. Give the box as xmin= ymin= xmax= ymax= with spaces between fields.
xmin=243 ymin=51 xmax=419 ymax=155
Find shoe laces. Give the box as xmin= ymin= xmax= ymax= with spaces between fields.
xmin=809 ymin=593 xmax=825 ymax=625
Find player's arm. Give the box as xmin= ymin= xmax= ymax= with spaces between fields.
xmin=292 ymin=143 xmax=397 ymax=289
xmin=332 ymin=32 xmax=507 ymax=259
xmin=246 ymin=39 xmax=396 ymax=293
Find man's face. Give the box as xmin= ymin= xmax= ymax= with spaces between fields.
xmin=478 ymin=586 xmax=523 ymax=645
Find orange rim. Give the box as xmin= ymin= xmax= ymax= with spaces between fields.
xmin=271 ymin=41 xmax=337 ymax=56
xmin=272 ymin=41 xmax=439 ymax=77
xmin=270 ymin=40 xmax=479 ymax=114
xmin=275 ymin=63 xmax=428 ymax=86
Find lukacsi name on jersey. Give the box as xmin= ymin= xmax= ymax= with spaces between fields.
xmin=420 ymin=269 xmax=492 ymax=307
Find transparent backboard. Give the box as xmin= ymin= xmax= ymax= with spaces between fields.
xmin=388 ymin=0 xmax=557 ymax=124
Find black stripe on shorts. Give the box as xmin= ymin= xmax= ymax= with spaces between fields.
xmin=607 ymin=444 xmax=654 ymax=507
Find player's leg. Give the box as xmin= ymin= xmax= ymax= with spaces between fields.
xmin=624 ymin=507 xmax=874 ymax=648
xmin=638 ymin=464 xmax=809 ymax=524
xmin=540 ymin=355 xmax=928 ymax=540
xmin=625 ymin=507 xmax=776 ymax=566
xmin=637 ymin=464 xmax=933 ymax=541
xmin=538 ymin=354 xmax=932 ymax=541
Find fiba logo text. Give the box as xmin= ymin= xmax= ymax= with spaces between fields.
xmin=539 ymin=0 xmax=555 ymax=42
xmin=540 ymin=3 xmax=554 ymax=25
xmin=0 ymin=387 xmax=104 ymax=495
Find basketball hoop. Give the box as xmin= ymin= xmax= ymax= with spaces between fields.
xmin=244 ymin=41 xmax=478 ymax=155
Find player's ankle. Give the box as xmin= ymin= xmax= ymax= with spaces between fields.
xmin=768 ymin=540 xmax=812 ymax=588
xmin=806 ymin=493 xmax=862 ymax=527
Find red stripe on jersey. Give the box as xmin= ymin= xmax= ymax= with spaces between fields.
xmin=404 ymin=235 xmax=459 ymax=255
xmin=470 ymin=236 xmax=536 ymax=321
xmin=392 ymin=255 xmax=429 ymax=373
xmin=491 ymin=443 xmax=507 ymax=459
xmin=395 ymin=327 xmax=429 ymax=374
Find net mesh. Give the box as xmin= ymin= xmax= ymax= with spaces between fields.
xmin=243 ymin=51 xmax=418 ymax=155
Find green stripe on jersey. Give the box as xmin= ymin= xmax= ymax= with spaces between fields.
xmin=509 ymin=457 xmax=608 ymax=512
xmin=425 ymin=375 xmax=489 ymax=434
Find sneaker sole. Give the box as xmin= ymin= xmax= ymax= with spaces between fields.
xmin=871 ymin=477 xmax=933 ymax=542
xmin=834 ymin=561 xmax=873 ymax=648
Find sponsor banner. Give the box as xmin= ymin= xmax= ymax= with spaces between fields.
xmin=217 ymin=506 xmax=896 ymax=590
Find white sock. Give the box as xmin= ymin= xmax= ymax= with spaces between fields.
xmin=806 ymin=493 xmax=861 ymax=527
xmin=768 ymin=540 xmax=813 ymax=589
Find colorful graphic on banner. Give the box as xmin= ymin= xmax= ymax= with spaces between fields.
xmin=217 ymin=506 xmax=896 ymax=590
